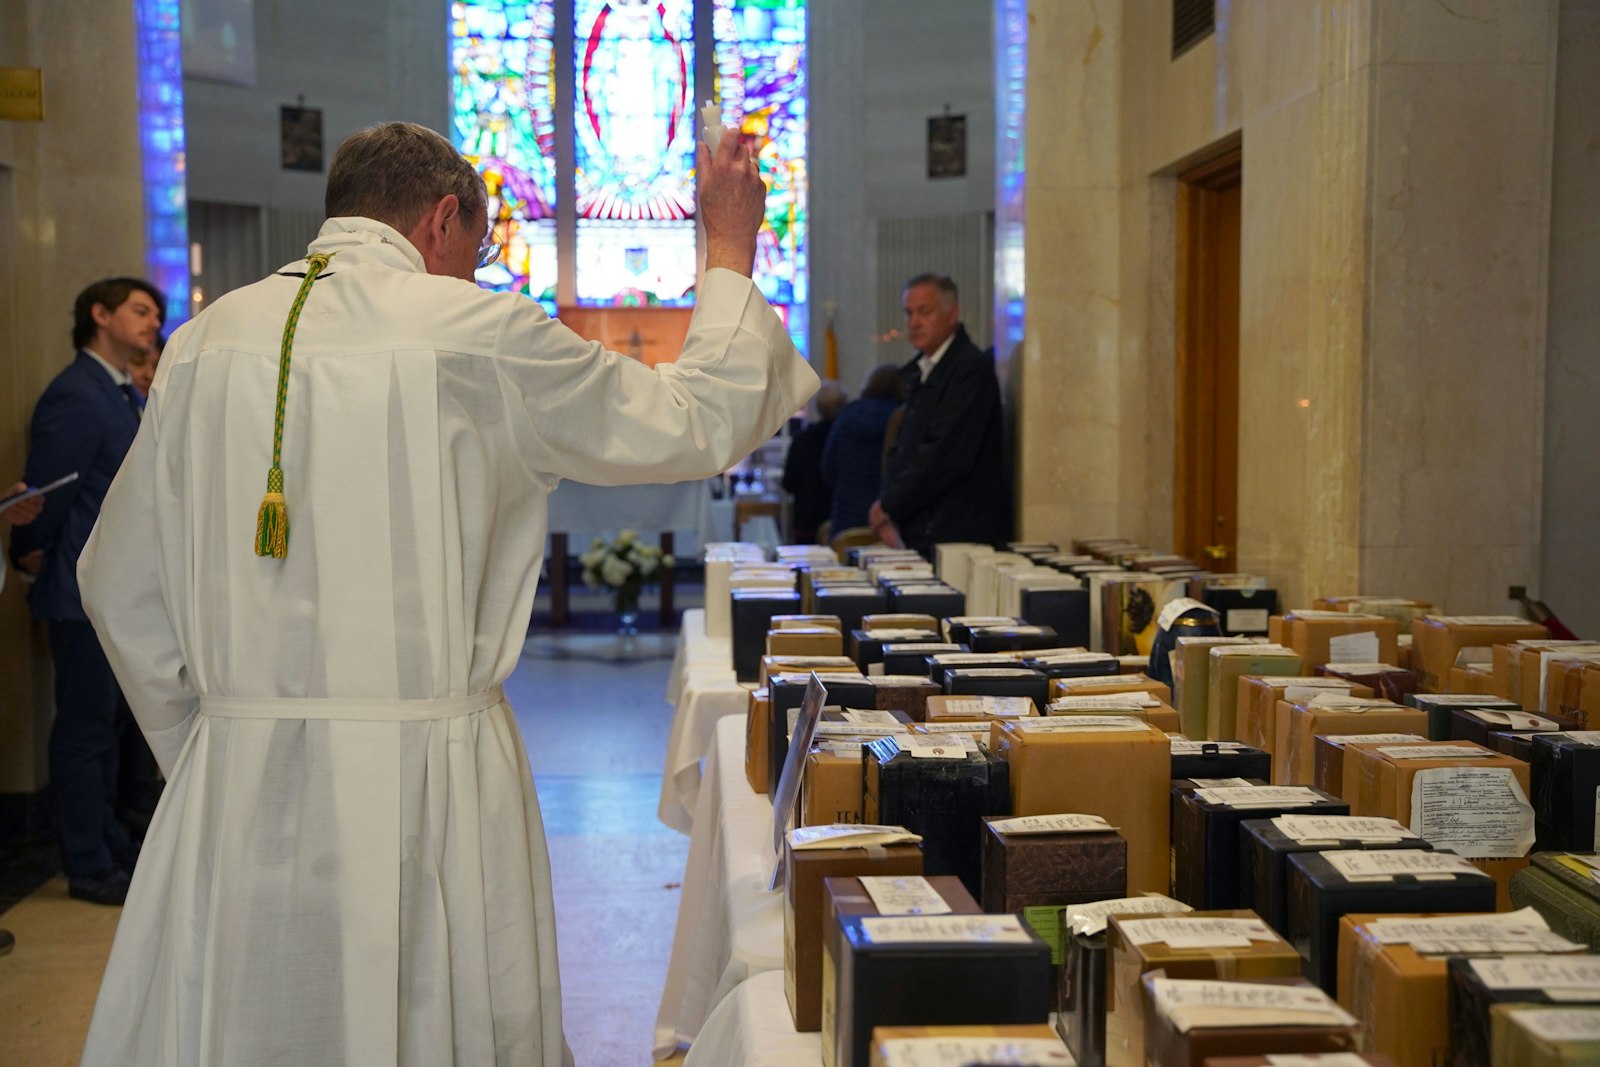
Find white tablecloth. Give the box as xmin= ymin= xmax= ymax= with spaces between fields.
xmin=546 ymin=479 xmax=716 ymax=556
xmin=653 ymin=715 xmax=784 ymax=1059
xmin=682 ymin=970 xmax=821 ymax=1066
xmin=659 ymin=609 xmax=751 ymax=834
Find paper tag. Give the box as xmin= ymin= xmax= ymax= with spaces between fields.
xmin=892 ymin=734 xmax=976 ymax=760
xmin=1289 ymin=610 xmax=1368 ymax=620
xmin=1015 ymin=716 xmax=1150 ymax=733
xmin=916 ymin=721 xmax=992 ymax=735
xmin=1329 ymin=631 xmax=1381 ymax=663
xmin=876 ymin=1037 xmax=1074 ymax=1066
xmin=1410 ymin=766 xmax=1536 ymax=858
xmin=1284 ymin=684 xmax=1356 ymax=702
xmin=1149 ymin=978 xmax=1357 ymax=1033
xmin=1213 ymin=644 xmax=1297 ymax=657
xmin=1379 ymin=744 xmax=1490 ymax=760
xmin=1307 ymin=693 xmax=1401 ymax=711
xmin=1265 ymin=1057 xmax=1372 ymax=1067
xmin=787 ymin=824 xmax=921 ymax=850
xmin=1188 ymin=777 xmax=1258 ymax=789
xmin=947 ymin=667 xmax=1038 ymax=678
xmin=1119 ymin=916 xmax=1276 ymax=947
xmin=1273 ymin=815 xmax=1417 ymax=842
xmin=1506 ymin=1007 xmax=1600 ymax=1043
xmin=1227 ymin=608 xmax=1271 ymax=631
xmin=939 ymin=696 xmax=1035 ymax=718
xmin=1323 ymin=662 xmax=1406 ymax=674
xmin=871 ymin=675 xmax=939 ymax=688
xmin=1051 ymin=674 xmax=1135 ymax=687
xmin=1049 ymin=693 xmax=1160 ymax=710
xmin=1417 ymin=694 xmax=1522 ymax=707
xmin=1194 ymin=786 xmax=1326 ymax=809
xmin=1159 ymin=598 xmax=1218 ymax=631
xmin=1067 ymin=895 xmax=1191 ymax=936
xmin=1328 ymin=733 xmax=1429 ymax=746
xmin=1430 ymin=615 xmax=1534 ymax=626
xmin=857 ymin=876 xmax=953 ymax=916
xmin=1368 ymin=909 xmax=1554 ymax=944
xmin=1170 ymin=740 xmax=1249 ymax=754
xmin=859 ymin=914 xmax=1034 ymax=945
xmin=1467 ymin=710 xmax=1562 ymax=730
xmin=842 ymin=708 xmax=904 ymax=725
xmin=987 ymin=813 xmax=1116 ymax=835
xmin=1322 ymin=849 xmax=1484 ymax=880
xmin=1563 ymin=732 xmax=1600 ymax=746
xmin=1408 ymin=933 xmax=1585 ymax=956
xmin=813 ymin=723 xmax=907 ymax=738
xmin=1469 ymin=956 xmax=1600 ymax=992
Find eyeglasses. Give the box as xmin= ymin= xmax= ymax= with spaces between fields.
xmin=476 ymin=236 xmax=502 ymax=270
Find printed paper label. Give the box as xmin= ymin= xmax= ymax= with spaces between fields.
xmin=1469 ymin=956 xmax=1600 ymax=992
xmin=1273 ymin=815 xmax=1416 ymax=842
xmin=1227 ymin=608 xmax=1271 ymax=631
xmin=877 ymin=1037 xmax=1073 ymax=1066
xmin=1407 ymin=934 xmax=1584 ymax=956
xmin=947 ymin=667 xmax=1038 ymax=678
xmin=1067 ymin=895 xmax=1190 ymax=936
xmin=1194 ymin=785 xmax=1325 ymax=809
xmin=1049 ymin=693 xmax=1160 ymax=710
xmin=1288 ymin=610 xmax=1365 ymax=620
xmin=892 ymin=735 xmax=977 ymax=760
xmin=1379 ymin=744 xmax=1490 ymax=760
xmin=1409 ymin=766 xmax=1536 ymax=858
xmin=1505 ymin=1008 xmax=1600 ymax=1043
xmin=1322 ymin=849 xmax=1484 ymax=880
xmin=883 ymin=643 xmax=962 ymax=654
xmin=938 ymin=696 xmax=1035 ymax=718
xmin=988 ymin=813 xmax=1116 ymax=835
xmin=1466 ymin=710 xmax=1561 ymax=730
xmin=1015 ymin=716 xmax=1149 ymax=733
xmin=1148 ymin=978 xmax=1357 ymax=1033
xmin=1328 ymin=631 xmax=1381 ymax=663
xmin=859 ymin=914 xmax=1034 ymax=945
xmin=1119 ymin=916 xmax=1276 ymax=947
xmin=857 ymin=876 xmax=952 ymax=916
xmin=1187 ymin=778 xmax=1257 ymax=789
xmin=787 ymin=824 xmax=921 ymax=850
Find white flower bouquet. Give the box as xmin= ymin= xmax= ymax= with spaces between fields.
xmin=579 ymin=529 xmax=674 ymax=615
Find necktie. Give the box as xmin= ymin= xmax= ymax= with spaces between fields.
xmin=119 ymin=383 xmax=143 ymax=420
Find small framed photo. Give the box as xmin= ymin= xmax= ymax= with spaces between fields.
xmin=927 ymin=113 xmax=967 ymax=179
xmin=280 ymin=105 xmax=324 ymax=173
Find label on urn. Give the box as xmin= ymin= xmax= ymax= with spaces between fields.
xmin=857 ymin=875 xmax=952 ymax=916
xmin=1148 ymin=978 xmax=1358 ymax=1033
xmin=1328 ymin=631 xmax=1380 ymax=663
xmin=1465 ymin=710 xmax=1561 ymax=730
xmin=1429 ymin=615 xmax=1533 ymax=626
xmin=1507 ymin=1007 xmax=1600 ymax=1042
xmin=891 ymin=734 xmax=978 ymax=760
xmin=1265 ymin=1056 xmax=1373 ymax=1067
xmin=1273 ymin=814 xmax=1416 ymax=842
xmin=1378 ymin=744 xmax=1490 ymax=759
xmin=1322 ymin=849 xmax=1483 ymax=880
xmin=1369 ymin=908 xmax=1553 ymax=944
xmin=988 ymin=813 xmax=1115 ymax=835
xmin=1015 ymin=716 xmax=1148 ymax=733
xmin=877 ymin=1037 xmax=1073 ymax=1066
xmin=787 ymin=824 xmax=921 ymax=850
xmin=1067 ymin=894 xmax=1191 ymax=936
xmin=1170 ymin=740 xmax=1250 ymax=754
xmin=1283 ymin=683 xmax=1356 ymax=702
xmin=940 ymin=696 xmax=1035 ymax=718
xmin=1468 ymin=956 xmax=1600 ymax=994
xmin=1409 ymin=766 xmax=1535 ymax=858
xmin=1188 ymin=778 xmax=1256 ymax=789
xmin=1119 ymin=916 xmax=1276 ymax=947
xmin=1227 ymin=608 xmax=1271 ymax=631
xmin=1416 ymin=694 xmax=1521 ymax=706
xmin=1049 ymin=693 xmax=1158 ymax=710
xmin=859 ymin=914 xmax=1034 ymax=945
xmin=840 ymin=708 xmax=904 ymax=725
xmin=1193 ymin=785 xmax=1324 ymax=809
xmin=1158 ymin=597 xmax=1218 ymax=631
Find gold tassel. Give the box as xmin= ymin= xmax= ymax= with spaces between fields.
xmin=254 ymin=468 xmax=288 ymax=558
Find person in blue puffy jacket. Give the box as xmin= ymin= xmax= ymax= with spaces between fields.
xmin=821 ymin=362 xmax=906 ymax=538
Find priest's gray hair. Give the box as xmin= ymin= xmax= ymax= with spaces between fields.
xmin=903 ymin=272 xmax=958 ymax=308
xmin=325 ymin=122 xmax=487 ymax=234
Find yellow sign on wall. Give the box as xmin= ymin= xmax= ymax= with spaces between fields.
xmin=0 ymin=68 xmax=44 ymax=122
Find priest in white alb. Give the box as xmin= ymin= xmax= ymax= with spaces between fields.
xmin=75 ymin=121 xmax=818 ymax=1066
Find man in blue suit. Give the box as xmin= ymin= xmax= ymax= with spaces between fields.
xmin=12 ymin=277 xmax=164 ymax=905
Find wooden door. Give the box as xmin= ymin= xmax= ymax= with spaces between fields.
xmin=1174 ymin=149 xmax=1242 ymax=570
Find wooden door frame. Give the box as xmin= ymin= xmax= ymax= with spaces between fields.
xmin=1173 ymin=145 xmax=1242 ymax=566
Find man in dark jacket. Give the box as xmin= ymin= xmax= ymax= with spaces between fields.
xmin=12 ymin=277 xmax=163 ymax=905
xmin=781 ymin=381 xmax=845 ymax=544
xmin=869 ymin=273 xmax=1009 ymax=555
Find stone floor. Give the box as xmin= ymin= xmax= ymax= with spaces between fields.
xmin=0 ymin=580 xmax=699 ymax=1066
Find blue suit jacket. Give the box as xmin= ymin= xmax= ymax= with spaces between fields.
xmin=12 ymin=352 xmax=140 ymax=621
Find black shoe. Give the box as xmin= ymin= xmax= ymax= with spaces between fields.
xmin=67 ymin=868 xmax=131 ymax=906
xmin=0 ymin=929 xmax=13 ymax=956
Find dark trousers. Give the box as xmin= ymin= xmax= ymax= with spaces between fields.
xmin=47 ymin=620 xmax=131 ymax=876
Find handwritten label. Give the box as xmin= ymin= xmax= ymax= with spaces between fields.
xmin=914 ymin=722 xmax=992 ymax=735
xmin=1429 ymin=615 xmax=1534 ymax=626
xmin=841 ymin=708 xmax=904 ymax=725
xmin=1227 ymin=608 xmax=1271 ymax=631
xmin=1049 ymin=693 xmax=1160 ymax=710
xmin=938 ymin=696 xmax=1035 ymax=718
xmin=1119 ymin=916 xmax=1276 ymax=947
xmin=1506 ymin=1007 xmax=1600 ymax=1043
xmin=812 ymin=723 xmax=907 ymax=739
xmin=1148 ymin=978 xmax=1357 ymax=1033
xmin=892 ymin=735 xmax=977 ymax=760
xmin=1015 ymin=716 xmax=1150 ymax=733
xmin=1329 ymin=733 xmax=1429 ymax=746
xmin=787 ymin=824 xmax=921 ymax=850
xmin=1066 ymin=895 xmax=1190 ymax=936
xmin=1321 ymin=849 xmax=1484 ymax=880
xmin=1307 ymin=693 xmax=1402 ymax=711
xmin=858 ymin=876 xmax=952 ymax=916
xmin=859 ymin=914 xmax=1034 ymax=945
xmin=1284 ymin=684 xmax=1356 ymax=702
xmin=1051 ymin=674 xmax=1135 ymax=687
xmin=1369 ymin=908 xmax=1551 ymax=944
xmin=1272 ymin=815 xmax=1417 ymax=842
xmin=1469 ymin=956 xmax=1600 ymax=993
xmin=1379 ymin=744 xmax=1490 ymax=760
xmin=1416 ymin=694 xmax=1521 ymax=707
xmin=1266 ymin=1056 xmax=1373 ymax=1067
xmin=988 ymin=813 xmax=1116 ymax=835
xmin=1170 ymin=740 xmax=1250 ymax=754
xmin=1466 ymin=710 xmax=1562 ymax=730
xmin=1214 ymin=644 xmax=1298 ymax=657
xmin=1323 ymin=662 xmax=1406 ymax=674
xmin=1409 ymin=765 xmax=1535 ymax=857
xmin=1194 ymin=786 xmax=1325 ymax=809
xmin=1328 ymin=631 xmax=1381 ymax=663
xmin=1188 ymin=778 xmax=1258 ymax=789
xmin=876 ymin=1037 xmax=1073 ymax=1066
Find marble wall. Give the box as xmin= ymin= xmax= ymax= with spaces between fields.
xmin=0 ymin=0 xmax=148 ymax=796
xmin=1014 ymin=0 xmax=1567 ymax=615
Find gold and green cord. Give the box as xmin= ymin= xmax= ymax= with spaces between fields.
xmin=254 ymin=251 xmax=334 ymax=558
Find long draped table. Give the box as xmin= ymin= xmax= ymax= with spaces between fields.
xmin=658 ymin=608 xmax=752 ymax=834
xmin=652 ymin=714 xmax=784 ymax=1059
xmin=681 ymin=970 xmax=820 ymax=1066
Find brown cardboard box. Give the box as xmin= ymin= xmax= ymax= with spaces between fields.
xmin=1274 ymin=611 xmax=1401 ymax=670
xmin=1141 ymin=973 xmax=1361 ymax=1067
xmin=1314 ymin=596 xmax=1433 ymax=635
xmin=1581 ymin=665 xmax=1600 ymax=729
xmin=1237 ymin=677 xmax=1372 ymax=755
xmin=1310 ymin=734 xmax=1426 ymax=809
xmin=774 ymin=614 xmax=844 ymax=631
xmin=1412 ymin=616 xmax=1549 ymax=693
xmin=1105 ymin=910 xmax=1302 ymax=1067
xmin=860 ymin=613 xmax=938 ymax=633
xmin=1548 ymin=655 xmax=1600 ymax=723
xmin=1048 ymin=673 xmax=1174 ymax=705
xmin=759 ymin=655 xmax=860 ymax=688
xmin=1208 ymin=647 xmax=1303 ymax=742
xmin=869 ymin=676 xmax=941 ymax=721
xmin=868 ymin=1025 xmax=1068 ymax=1067
xmin=990 ymin=718 xmax=1170 ymax=894
xmin=1046 ymin=694 xmax=1183 ymax=735
xmin=745 ymin=687 xmax=773 ymax=794
xmin=924 ymin=693 xmax=1039 ymax=723
xmin=1335 ymin=912 xmax=1581 ymax=1067
xmin=784 ymin=837 xmax=923 ymax=1032
xmin=1278 ymin=697 xmax=1428 ymax=786
xmin=769 ymin=628 xmax=847 ymax=660
xmin=1447 ymin=662 xmax=1497 ymax=695
xmin=1173 ymin=637 xmax=1258 ymax=739
xmin=802 ymin=744 xmax=870 ymax=827
xmin=1361 ymin=741 xmax=1533 ymax=909
xmin=1510 ymin=643 xmax=1600 ymax=711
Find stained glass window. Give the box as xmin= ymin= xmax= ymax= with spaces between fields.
xmin=451 ymin=0 xmax=560 ymax=305
xmin=713 ymin=0 xmax=807 ymax=353
xmin=135 ymin=0 xmax=190 ymax=329
xmin=573 ymin=0 xmax=697 ymax=306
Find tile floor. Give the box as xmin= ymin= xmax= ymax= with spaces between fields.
xmin=0 ymin=592 xmax=697 ymax=1066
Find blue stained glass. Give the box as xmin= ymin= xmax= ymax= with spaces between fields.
xmin=135 ymin=0 xmax=190 ymax=329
